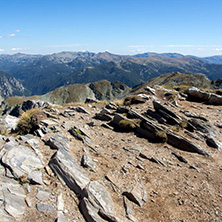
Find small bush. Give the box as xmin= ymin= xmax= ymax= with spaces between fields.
xmin=118 ymin=119 xmax=137 ymax=132
xmin=179 ymin=119 xmax=188 ymax=128
xmin=154 ymin=130 xmax=167 ymax=143
xmin=16 ymin=109 xmax=46 ymax=135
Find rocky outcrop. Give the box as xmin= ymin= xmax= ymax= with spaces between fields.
xmin=188 ymin=87 xmax=222 ymax=105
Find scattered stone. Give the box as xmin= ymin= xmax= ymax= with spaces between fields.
xmin=68 ymin=126 xmax=92 ymax=145
xmin=56 ymin=212 xmax=68 ymax=222
xmin=105 ymin=102 xmax=117 ymax=110
xmin=85 ymin=98 xmax=98 ymax=103
xmin=166 ymin=130 xmax=209 ymax=156
xmin=22 ymin=100 xmax=51 ymax=111
xmin=50 ymin=125 xmax=62 ymax=132
xmin=36 ymin=187 xmax=51 ymax=201
xmin=172 ymin=100 xmax=179 ymax=107
xmin=153 ymin=101 xmax=181 ymax=120
xmin=164 ymin=146 xmax=188 ymax=163
xmin=25 ymin=197 xmax=32 ymax=207
xmin=81 ymin=153 xmax=94 ymax=169
xmin=105 ymin=171 xmax=120 ymax=189
xmin=43 ymin=110 xmax=60 ymax=119
xmin=145 ymin=86 xmax=156 ymax=95
xmin=189 ymin=118 xmax=220 ymax=137
xmin=36 ymin=203 xmax=56 ymax=212
xmin=28 ymin=170 xmax=44 ymax=185
xmin=95 ymin=113 xmax=112 ymax=121
xmin=41 ymin=119 xmax=58 ymax=127
xmin=189 ymin=165 xmax=200 ymax=172
xmin=180 ymin=110 xmax=208 ymax=121
xmin=44 ymin=134 xmax=69 ymax=151
xmin=75 ymin=106 xmax=90 ymax=114
xmin=83 ymin=181 xmax=116 ymax=216
xmin=123 ymin=181 xmax=147 ymax=207
xmin=80 ymin=197 xmax=102 ymax=222
xmin=206 ymin=137 xmax=222 ymax=150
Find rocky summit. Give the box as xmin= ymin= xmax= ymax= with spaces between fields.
xmin=0 ymin=84 xmax=222 ymax=222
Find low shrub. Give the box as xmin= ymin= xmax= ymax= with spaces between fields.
xmin=16 ymin=109 xmax=46 ymax=135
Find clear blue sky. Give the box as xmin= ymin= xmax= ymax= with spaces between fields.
xmin=1 ymin=0 xmax=222 ymax=56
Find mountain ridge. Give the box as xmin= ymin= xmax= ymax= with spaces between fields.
xmin=0 ymin=51 xmax=222 ymax=96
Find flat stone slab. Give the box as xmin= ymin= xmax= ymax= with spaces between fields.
xmin=49 ymin=147 xmax=90 ymax=196
xmin=36 ymin=187 xmax=51 ymax=201
xmin=2 ymin=144 xmax=44 ymax=178
xmin=83 ymin=181 xmax=115 ymax=216
xmin=4 ymin=190 xmax=25 ymax=218
xmin=36 ymin=203 xmax=56 ymax=212
xmin=45 ymin=134 xmax=69 ymax=151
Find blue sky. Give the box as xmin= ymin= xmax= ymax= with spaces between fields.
xmin=1 ymin=0 xmax=222 ymax=56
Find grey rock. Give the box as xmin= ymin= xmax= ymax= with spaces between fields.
xmin=180 ymin=110 xmax=208 ymax=121
xmin=83 ymin=181 xmax=115 ymax=216
xmin=49 ymin=148 xmax=90 ymax=197
xmin=35 ymin=129 xmax=45 ymax=138
xmin=75 ymin=106 xmax=90 ymax=114
xmin=63 ymin=110 xmax=75 ymax=116
xmin=20 ymin=134 xmax=34 ymax=142
xmin=188 ymin=87 xmax=222 ymax=105
xmin=189 ymin=118 xmax=220 ymax=137
xmin=1 ymin=144 xmax=43 ymax=178
xmin=41 ymin=119 xmax=58 ymax=127
xmin=98 ymin=209 xmax=119 ymax=222
xmin=153 ymin=101 xmax=181 ymax=120
xmin=95 ymin=113 xmax=113 ymax=121
xmin=105 ymin=102 xmax=117 ymax=110
xmin=68 ymin=126 xmax=92 ymax=145
xmin=80 ymin=197 xmax=102 ymax=222
xmin=22 ymin=100 xmax=50 ymax=112
xmin=36 ymin=187 xmax=51 ymax=201
xmin=25 ymin=197 xmax=32 ymax=207
xmin=85 ymin=97 xmax=98 ymax=103
xmin=4 ymin=190 xmax=25 ymax=218
xmin=0 ymin=141 xmax=17 ymax=159
xmin=123 ymin=181 xmax=147 ymax=207
xmin=206 ymin=137 xmax=222 ymax=150
xmin=100 ymin=108 xmax=111 ymax=115
xmin=45 ymin=134 xmax=69 ymax=151
xmin=28 ymin=170 xmax=44 ymax=185
xmin=36 ymin=203 xmax=56 ymax=212
xmin=56 ymin=212 xmax=68 ymax=222
xmin=166 ymin=130 xmax=209 ymax=156
xmin=50 ymin=125 xmax=62 ymax=132
xmin=43 ymin=110 xmax=60 ymax=119
xmin=145 ymin=86 xmax=156 ymax=95
xmin=81 ymin=153 xmax=94 ymax=169
xmin=3 ymin=115 xmax=19 ymax=131
xmin=137 ymin=93 xmax=149 ymax=100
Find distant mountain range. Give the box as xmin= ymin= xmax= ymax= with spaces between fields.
xmin=0 ymin=51 xmax=222 ymax=97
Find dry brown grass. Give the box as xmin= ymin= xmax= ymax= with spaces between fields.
xmin=16 ymin=108 xmax=46 ymax=135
